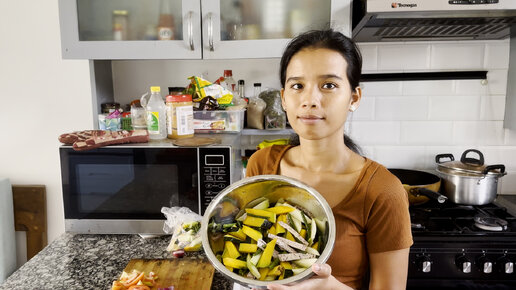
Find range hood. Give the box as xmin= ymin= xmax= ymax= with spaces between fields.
xmin=352 ymin=0 xmax=516 ymax=42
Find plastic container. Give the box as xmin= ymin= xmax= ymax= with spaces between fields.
xmin=142 ymin=86 xmax=167 ymax=140
xmin=166 ymin=94 xmax=194 ymax=139
xmin=130 ymin=100 xmax=147 ymax=130
xmin=193 ymin=109 xmax=245 ymax=133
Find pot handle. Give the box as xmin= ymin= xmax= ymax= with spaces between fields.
xmin=482 ymin=164 xmax=506 ymax=175
xmin=412 ymin=188 xmax=448 ymax=204
xmin=460 ymin=149 xmax=484 ymax=166
xmin=435 ymin=153 xmax=454 ymax=164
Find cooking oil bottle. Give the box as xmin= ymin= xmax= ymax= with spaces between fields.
xmin=142 ymin=86 xmax=167 ymax=140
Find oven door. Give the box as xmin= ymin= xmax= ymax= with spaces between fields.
xmin=60 ymin=146 xmax=199 ymax=234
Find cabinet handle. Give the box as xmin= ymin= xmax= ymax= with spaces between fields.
xmin=187 ymin=11 xmax=194 ymax=51
xmin=208 ymin=12 xmax=214 ymax=51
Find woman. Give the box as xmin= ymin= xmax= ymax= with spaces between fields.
xmin=246 ymin=29 xmax=413 ymax=290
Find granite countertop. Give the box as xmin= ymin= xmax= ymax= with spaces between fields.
xmin=0 ymin=233 xmax=232 ymax=290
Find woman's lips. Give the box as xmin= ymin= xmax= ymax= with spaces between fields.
xmin=298 ymin=114 xmax=324 ymax=124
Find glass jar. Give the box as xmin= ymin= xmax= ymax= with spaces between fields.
xmin=166 ymin=94 xmax=194 ymax=139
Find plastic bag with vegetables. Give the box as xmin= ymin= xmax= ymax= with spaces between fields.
xmin=162 ymin=207 xmax=203 ymax=252
xmin=260 ymin=89 xmax=286 ymax=130
xmin=186 ymin=76 xmax=233 ymax=110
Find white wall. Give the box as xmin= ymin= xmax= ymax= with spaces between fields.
xmin=0 ymin=0 xmax=92 ymax=266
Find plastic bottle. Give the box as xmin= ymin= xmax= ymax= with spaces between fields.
xmin=221 ymin=70 xmax=237 ymax=93
xmin=144 ymin=86 xmax=167 ymax=140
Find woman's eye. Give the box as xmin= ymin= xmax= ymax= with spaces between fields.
xmin=291 ymin=83 xmax=303 ymax=90
xmin=322 ymin=83 xmax=337 ymax=89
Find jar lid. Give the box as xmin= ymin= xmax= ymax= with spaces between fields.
xmin=435 ymin=149 xmax=506 ymax=177
xmin=166 ymin=94 xmax=192 ymax=102
xmin=150 ymin=86 xmax=161 ymax=93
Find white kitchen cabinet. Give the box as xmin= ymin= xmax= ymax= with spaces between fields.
xmin=58 ymin=0 xmax=351 ymax=60
xmin=59 ymin=0 xmax=202 ymax=59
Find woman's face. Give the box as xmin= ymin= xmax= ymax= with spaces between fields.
xmin=281 ymin=47 xmax=361 ymax=141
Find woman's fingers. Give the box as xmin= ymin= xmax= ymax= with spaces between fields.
xmin=312 ymin=263 xmax=332 ymax=278
xmin=266 ymin=284 xmax=288 ymax=290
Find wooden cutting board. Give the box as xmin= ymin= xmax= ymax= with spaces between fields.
xmin=122 ymin=258 xmax=215 ymax=290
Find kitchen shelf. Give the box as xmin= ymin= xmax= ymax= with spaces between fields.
xmin=241 ymin=128 xmax=294 ymax=136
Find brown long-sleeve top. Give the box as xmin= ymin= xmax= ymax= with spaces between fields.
xmin=246 ymin=145 xmax=413 ymax=289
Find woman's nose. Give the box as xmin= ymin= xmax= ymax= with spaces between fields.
xmin=301 ymin=87 xmax=321 ymax=108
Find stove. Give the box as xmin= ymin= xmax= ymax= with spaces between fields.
xmin=407 ymin=200 xmax=516 ymax=289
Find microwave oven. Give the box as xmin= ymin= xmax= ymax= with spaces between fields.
xmin=59 ymin=137 xmax=242 ymax=234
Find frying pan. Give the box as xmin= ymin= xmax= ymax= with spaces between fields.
xmin=389 ymin=169 xmax=448 ymax=206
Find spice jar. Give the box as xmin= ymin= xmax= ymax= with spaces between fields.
xmin=166 ymin=94 xmax=194 ymax=139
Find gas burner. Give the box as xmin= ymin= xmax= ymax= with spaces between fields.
xmin=474 ymin=215 xmax=508 ymax=231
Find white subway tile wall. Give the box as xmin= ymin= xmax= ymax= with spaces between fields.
xmin=347 ymin=40 xmax=515 ymax=194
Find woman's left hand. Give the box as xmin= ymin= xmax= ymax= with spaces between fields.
xmin=255 ymin=263 xmax=351 ymax=290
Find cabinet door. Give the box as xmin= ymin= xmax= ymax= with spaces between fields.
xmin=58 ymin=0 xmax=202 ymax=59
xmin=201 ymin=0 xmax=350 ymax=59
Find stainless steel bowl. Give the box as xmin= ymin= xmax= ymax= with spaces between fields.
xmin=200 ymin=175 xmax=336 ymax=289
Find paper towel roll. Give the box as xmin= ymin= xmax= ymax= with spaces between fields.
xmin=0 ymin=178 xmax=16 ymax=283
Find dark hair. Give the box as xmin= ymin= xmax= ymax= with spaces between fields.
xmin=280 ymin=29 xmax=363 ymax=154
xmin=280 ymin=29 xmax=362 ymax=90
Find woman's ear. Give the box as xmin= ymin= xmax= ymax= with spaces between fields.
xmin=280 ymin=88 xmax=286 ymax=111
xmin=349 ymin=86 xmax=362 ymax=112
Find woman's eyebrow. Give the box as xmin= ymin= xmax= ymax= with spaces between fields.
xmin=286 ymin=76 xmax=303 ymax=83
xmin=319 ymin=74 xmax=343 ymax=80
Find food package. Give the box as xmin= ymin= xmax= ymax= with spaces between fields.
xmin=260 ymin=89 xmax=286 ymax=130
xmin=162 ymin=207 xmax=203 ymax=252
xmin=247 ymin=97 xmax=266 ymax=129
xmin=187 ymin=76 xmax=233 ymax=108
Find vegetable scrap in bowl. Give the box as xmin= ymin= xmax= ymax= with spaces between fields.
xmin=207 ymin=197 xmax=328 ymax=281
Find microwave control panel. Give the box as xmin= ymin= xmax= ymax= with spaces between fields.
xmin=198 ymin=147 xmax=231 ymax=215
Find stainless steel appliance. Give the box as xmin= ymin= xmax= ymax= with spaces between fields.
xmin=408 ymin=200 xmax=516 ymax=289
xmin=352 ymin=0 xmax=516 ymax=42
xmin=59 ymin=136 xmax=242 ymax=234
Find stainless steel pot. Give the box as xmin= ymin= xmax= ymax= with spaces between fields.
xmin=435 ymin=149 xmax=506 ymax=205
xmin=200 ymin=175 xmax=336 ymax=289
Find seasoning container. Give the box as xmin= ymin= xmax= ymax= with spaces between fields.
xmin=112 ymin=10 xmax=129 ymax=41
xmin=158 ymin=0 xmax=175 ymax=40
xmin=166 ymin=94 xmax=194 ymax=139
xmin=101 ymin=102 xmax=120 ymax=114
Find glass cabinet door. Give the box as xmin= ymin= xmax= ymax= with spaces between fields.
xmin=59 ymin=0 xmax=202 ymax=59
xmin=201 ymin=0 xmax=349 ymax=59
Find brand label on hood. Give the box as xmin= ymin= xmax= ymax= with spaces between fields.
xmin=391 ymin=2 xmax=418 ymax=8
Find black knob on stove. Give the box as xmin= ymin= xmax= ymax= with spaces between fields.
xmin=455 ymin=254 xmax=472 ymax=273
xmin=496 ymin=255 xmax=514 ymax=274
xmin=476 ymin=253 xmax=493 ymax=274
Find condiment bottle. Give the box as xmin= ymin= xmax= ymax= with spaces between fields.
xmin=112 ymin=10 xmax=129 ymax=41
xmin=222 ymin=70 xmax=237 ymax=92
xmin=166 ymin=94 xmax=194 ymax=139
xmin=158 ymin=0 xmax=175 ymax=40
xmin=142 ymin=86 xmax=167 ymax=140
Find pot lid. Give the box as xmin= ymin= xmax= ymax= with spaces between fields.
xmin=435 ymin=149 xmax=506 ymax=177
